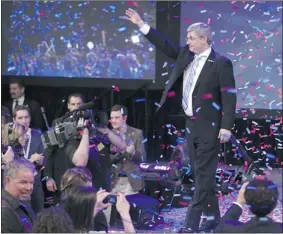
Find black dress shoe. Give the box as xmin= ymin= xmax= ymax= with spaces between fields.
xmin=178 ymin=227 xmax=195 ymax=233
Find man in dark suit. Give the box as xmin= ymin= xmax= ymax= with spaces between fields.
xmin=125 ymin=9 xmax=237 ymax=232
xmin=4 ymin=79 xmax=44 ymax=130
xmin=13 ymin=105 xmax=45 ymax=213
xmin=215 ymin=177 xmax=282 ymax=233
xmin=104 ymin=104 xmax=146 ymax=225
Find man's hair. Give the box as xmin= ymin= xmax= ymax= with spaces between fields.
xmin=67 ymin=93 xmax=84 ymax=103
xmin=32 ymin=206 xmax=75 ymax=233
xmin=187 ymin=22 xmax=212 ymax=45
xmin=2 ymin=122 xmax=26 ymax=146
xmin=4 ymin=158 xmax=35 ymax=180
xmin=61 ymin=167 xmax=93 ymax=194
xmin=9 ymin=78 xmax=25 ymax=89
xmin=111 ymin=104 xmax=128 ymax=117
xmin=12 ymin=105 xmax=31 ymax=118
xmin=244 ymin=178 xmax=278 ymax=217
xmin=63 ymin=186 xmax=96 ymax=232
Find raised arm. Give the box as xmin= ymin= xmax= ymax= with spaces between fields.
xmin=125 ymin=8 xmax=181 ymax=60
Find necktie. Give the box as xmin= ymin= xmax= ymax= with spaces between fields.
xmin=182 ymin=56 xmax=205 ymax=111
xmin=15 ymin=100 xmax=19 ymax=109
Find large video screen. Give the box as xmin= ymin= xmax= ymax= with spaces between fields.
xmin=181 ymin=1 xmax=282 ymax=110
xmin=3 ymin=1 xmax=156 ymax=79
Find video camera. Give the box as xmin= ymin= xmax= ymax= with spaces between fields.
xmin=41 ymin=101 xmax=109 ymax=149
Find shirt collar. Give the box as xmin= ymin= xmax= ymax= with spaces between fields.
xmin=2 ymin=190 xmax=20 ymax=210
xmin=194 ymin=47 xmax=211 ymax=59
xmin=14 ymin=95 xmax=25 ymax=104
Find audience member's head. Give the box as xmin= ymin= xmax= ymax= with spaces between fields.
xmin=32 ymin=206 xmax=75 ymax=233
xmin=9 ymin=79 xmax=25 ymax=99
xmin=13 ymin=105 xmax=31 ymax=131
xmin=110 ymin=104 xmax=128 ymax=129
xmin=2 ymin=122 xmax=27 ymax=147
xmin=67 ymin=93 xmax=83 ymax=112
xmin=4 ymin=159 xmax=35 ymax=201
xmin=2 ymin=122 xmax=27 ymax=157
xmin=60 ymin=167 xmax=93 ymax=195
xmin=63 ymin=186 xmax=97 ymax=232
xmin=245 ymin=177 xmax=278 ymax=217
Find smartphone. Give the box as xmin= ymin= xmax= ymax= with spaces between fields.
xmin=103 ymin=194 xmax=117 ymax=204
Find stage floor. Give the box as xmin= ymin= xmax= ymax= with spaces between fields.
xmin=109 ymin=168 xmax=282 ymax=233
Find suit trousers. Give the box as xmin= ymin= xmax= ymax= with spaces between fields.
xmin=184 ymin=118 xmax=220 ymax=230
xmin=104 ymin=177 xmax=137 ymax=225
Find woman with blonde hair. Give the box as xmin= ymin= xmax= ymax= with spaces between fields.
xmin=2 ymin=122 xmax=27 ymax=164
xmin=1 ymin=122 xmax=27 ymax=186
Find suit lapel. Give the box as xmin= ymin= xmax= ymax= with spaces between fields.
xmin=194 ymin=49 xmax=216 ymax=91
xmin=165 ymin=45 xmax=194 ymax=92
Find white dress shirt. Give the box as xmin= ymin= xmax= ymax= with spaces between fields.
xmin=183 ymin=47 xmax=211 ymax=116
xmin=13 ymin=95 xmax=25 ymax=110
xmin=139 ymin=24 xmax=212 ymax=116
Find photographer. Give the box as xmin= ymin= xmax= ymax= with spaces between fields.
xmin=2 ymin=122 xmax=26 ymax=169
xmin=44 ymin=93 xmax=127 ymax=204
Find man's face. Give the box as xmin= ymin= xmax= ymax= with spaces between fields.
xmin=13 ymin=110 xmax=31 ymax=131
xmin=68 ymin=96 xmax=83 ymax=112
xmin=110 ymin=111 xmax=126 ymax=129
xmin=5 ymin=170 xmax=34 ymax=201
xmin=186 ymin=30 xmax=207 ymax=54
xmin=10 ymin=83 xmax=25 ymax=99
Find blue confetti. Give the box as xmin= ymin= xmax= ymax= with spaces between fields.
xmin=267 ymin=184 xmax=277 ymax=190
xmin=212 ymin=102 xmax=221 ymax=110
xmin=135 ymin=98 xmax=146 ymax=102
xmin=118 ymin=26 xmax=127 ymax=32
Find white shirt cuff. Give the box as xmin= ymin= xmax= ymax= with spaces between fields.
xmin=139 ymin=24 xmax=150 ymax=35
xmin=233 ymin=202 xmax=243 ymax=210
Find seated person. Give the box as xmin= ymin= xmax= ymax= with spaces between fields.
xmin=1 ymin=159 xmax=35 ymax=233
xmin=215 ymin=177 xmax=283 ymax=233
xmin=63 ymin=186 xmax=136 ymax=233
xmin=107 ymin=105 xmax=146 ymax=225
xmin=32 ymin=206 xmax=75 ymax=233
xmin=60 ymin=167 xmax=108 ymax=232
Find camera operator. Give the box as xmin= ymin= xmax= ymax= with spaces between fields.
xmin=44 ymin=93 xmax=127 ymax=204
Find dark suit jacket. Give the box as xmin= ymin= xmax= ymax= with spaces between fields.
xmin=110 ymin=125 xmax=146 ymax=191
xmin=215 ymin=203 xmax=283 ymax=233
xmin=27 ymin=129 xmax=45 ymax=213
xmin=144 ymin=27 xmax=236 ymax=142
xmin=4 ymin=98 xmax=44 ymax=130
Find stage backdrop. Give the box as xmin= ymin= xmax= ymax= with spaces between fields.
xmin=1 ymin=1 xmax=282 ymax=166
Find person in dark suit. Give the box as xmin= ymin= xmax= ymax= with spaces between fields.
xmin=12 ymin=105 xmax=45 ymax=213
xmin=4 ymin=79 xmax=44 ymax=130
xmin=125 ymin=9 xmax=237 ymax=232
xmin=105 ymin=104 xmax=146 ymax=225
xmin=215 ymin=177 xmax=283 ymax=233
xmin=1 ymin=159 xmax=36 ymax=233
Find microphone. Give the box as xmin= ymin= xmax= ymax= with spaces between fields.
xmin=78 ymin=101 xmax=95 ymax=111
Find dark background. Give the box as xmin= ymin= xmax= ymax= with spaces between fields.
xmin=2 ymin=1 xmax=282 ymax=165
